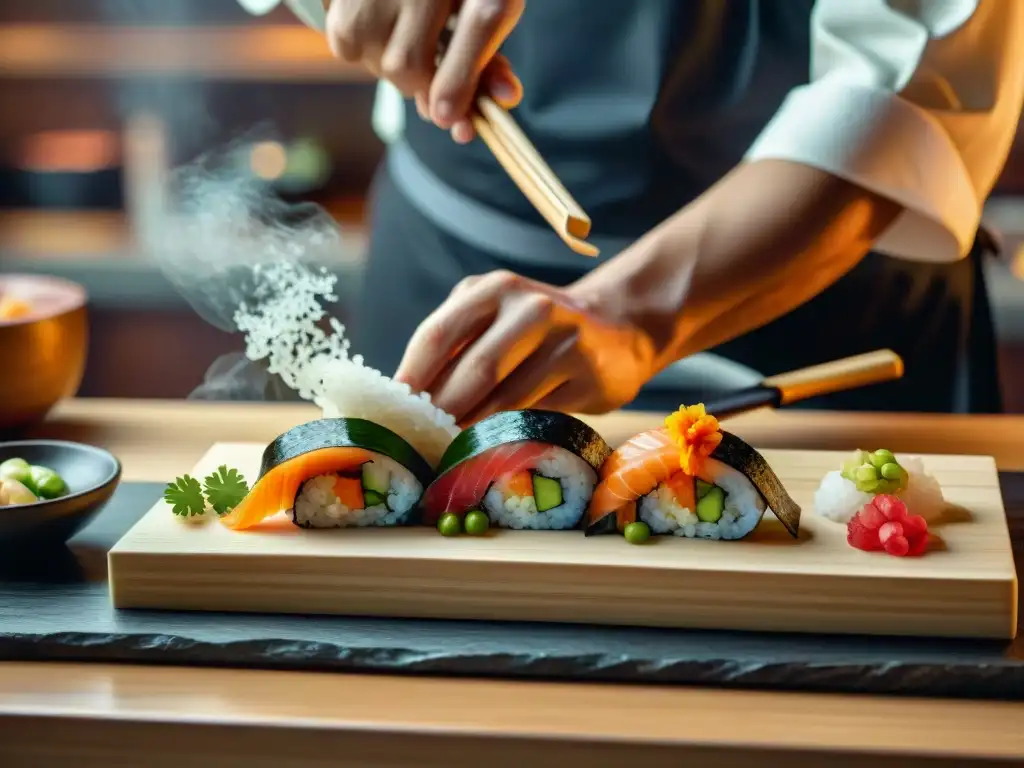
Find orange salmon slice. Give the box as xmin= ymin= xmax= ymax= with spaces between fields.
xmin=586 ymin=428 xmax=681 ymax=530
xmin=219 ymin=446 xmax=373 ymax=531
xmin=665 ymin=472 xmax=696 ymax=511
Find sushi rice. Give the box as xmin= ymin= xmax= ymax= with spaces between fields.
xmin=814 ymin=454 xmax=945 ymax=524
xmin=639 ymin=458 xmax=767 ymax=541
xmin=293 ymin=454 xmax=422 ymax=528
xmin=482 ymin=448 xmax=596 ymax=530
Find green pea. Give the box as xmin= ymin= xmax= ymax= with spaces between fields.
xmin=29 ymin=465 xmax=67 ymax=500
xmin=624 ymin=521 xmax=651 ymax=545
xmin=464 ymin=510 xmax=490 ymax=536
xmin=437 ymin=512 xmax=462 ymax=537
xmin=880 ymin=462 xmax=903 ymax=481
xmin=855 ymin=465 xmax=878 ymax=485
xmin=0 ymin=458 xmax=31 ymax=486
xmin=869 ymin=449 xmax=895 ymax=469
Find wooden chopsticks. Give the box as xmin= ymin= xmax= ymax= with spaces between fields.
xmin=432 ymin=23 xmax=599 ymax=257
xmin=470 ymin=97 xmax=598 ymax=257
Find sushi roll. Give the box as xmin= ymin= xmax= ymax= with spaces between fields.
xmin=585 ymin=404 xmax=801 ymax=541
xmin=814 ymin=448 xmax=946 ymax=524
xmin=421 ymin=410 xmax=612 ymax=533
xmin=219 ymin=418 xmax=434 ymax=531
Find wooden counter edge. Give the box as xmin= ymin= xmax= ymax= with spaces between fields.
xmin=0 ymin=663 xmax=1021 ymax=767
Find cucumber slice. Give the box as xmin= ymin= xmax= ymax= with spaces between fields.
xmin=361 ymin=462 xmax=390 ymax=496
xmin=695 ymin=485 xmax=725 ymax=523
xmin=363 ymin=489 xmax=388 ymax=508
xmin=695 ymin=479 xmax=714 ymax=500
xmin=532 ymin=474 xmax=563 ymax=513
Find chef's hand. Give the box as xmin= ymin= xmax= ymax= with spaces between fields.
xmin=395 ymin=271 xmax=658 ymax=426
xmin=325 ymin=0 xmax=524 ymax=143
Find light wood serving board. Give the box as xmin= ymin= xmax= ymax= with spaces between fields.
xmin=108 ymin=442 xmax=1019 ymax=639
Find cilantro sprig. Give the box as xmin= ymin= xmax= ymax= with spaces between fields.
xmin=164 ymin=465 xmax=250 ymax=518
xmin=203 ymin=465 xmax=250 ymax=514
xmin=163 ymin=475 xmax=206 ymax=517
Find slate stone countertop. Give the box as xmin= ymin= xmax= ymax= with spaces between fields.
xmin=1 ymin=480 xmax=1021 ymax=702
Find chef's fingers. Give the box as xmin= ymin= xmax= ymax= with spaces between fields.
xmin=430 ymin=0 xmax=524 ymax=128
xmin=429 ymin=292 xmax=557 ymax=420
xmin=448 ymin=56 xmax=522 ymax=143
xmin=451 ymin=120 xmax=475 ymax=144
xmin=415 ymin=91 xmax=431 ymax=120
xmin=379 ymin=3 xmax=448 ymax=96
xmin=325 ymin=0 xmax=389 ymax=65
xmin=459 ymin=330 xmax=576 ymax=426
xmin=395 ymin=270 xmax=517 ymax=391
xmin=531 ymin=377 xmax=598 ymax=414
xmin=482 ymin=55 xmax=522 ymax=108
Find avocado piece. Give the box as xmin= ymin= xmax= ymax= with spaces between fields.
xmin=695 ymin=479 xmax=715 ymax=500
xmin=363 ymin=489 xmax=388 ymax=508
xmin=695 ymin=485 xmax=725 ymax=523
xmin=361 ymin=463 xmax=390 ymax=496
xmin=532 ymin=474 xmax=563 ymax=513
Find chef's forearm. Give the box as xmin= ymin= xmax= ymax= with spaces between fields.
xmin=570 ymin=159 xmax=902 ymax=372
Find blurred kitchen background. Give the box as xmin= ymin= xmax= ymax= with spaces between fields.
xmin=1 ymin=0 xmax=1023 ymax=410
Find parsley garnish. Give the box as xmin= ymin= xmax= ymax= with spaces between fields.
xmin=203 ymin=465 xmax=250 ymax=516
xmin=163 ymin=475 xmax=206 ymax=518
xmin=164 ymin=465 xmax=250 ymax=518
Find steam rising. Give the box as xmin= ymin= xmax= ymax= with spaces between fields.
xmin=108 ymin=1 xmax=442 ymax=426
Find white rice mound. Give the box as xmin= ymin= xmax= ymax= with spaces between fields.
xmin=315 ymin=357 xmax=459 ymax=468
xmin=292 ymin=454 xmax=422 ymax=529
xmin=639 ymin=459 xmax=766 ymax=541
xmin=233 ymin=261 xmax=459 ymax=467
xmin=812 ymin=455 xmax=947 ymax=524
xmin=893 ymin=456 xmax=947 ymax=523
xmin=482 ymin=448 xmax=596 ymax=530
xmin=813 ymin=470 xmax=872 ymax=524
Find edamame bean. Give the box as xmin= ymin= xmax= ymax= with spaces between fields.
xmin=437 ymin=512 xmax=462 ymax=537
xmin=29 ymin=465 xmax=67 ymax=499
xmin=464 ymin=510 xmax=490 ymax=536
xmin=624 ymin=521 xmax=651 ymax=545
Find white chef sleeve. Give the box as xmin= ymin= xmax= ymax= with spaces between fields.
xmin=745 ymin=0 xmax=1024 ymax=263
xmin=235 ymin=0 xmax=327 ymax=31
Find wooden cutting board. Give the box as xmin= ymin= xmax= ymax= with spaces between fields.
xmin=108 ymin=442 xmax=1019 ymax=639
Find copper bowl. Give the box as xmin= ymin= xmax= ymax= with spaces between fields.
xmin=0 ymin=275 xmax=88 ymax=431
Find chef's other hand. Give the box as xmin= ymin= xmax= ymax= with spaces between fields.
xmin=395 ymin=271 xmax=657 ymax=426
xmin=325 ymin=0 xmax=524 ymax=143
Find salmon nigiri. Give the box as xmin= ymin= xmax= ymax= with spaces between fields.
xmin=586 ymin=404 xmax=801 ymax=541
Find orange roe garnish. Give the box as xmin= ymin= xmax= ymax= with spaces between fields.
xmin=665 ymin=403 xmax=723 ymax=476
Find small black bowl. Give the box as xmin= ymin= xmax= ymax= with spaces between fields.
xmin=0 ymin=440 xmax=122 ymax=548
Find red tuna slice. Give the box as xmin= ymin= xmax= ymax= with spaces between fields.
xmin=884 ymin=535 xmax=910 ymax=556
xmin=902 ymin=514 xmax=930 ymax=556
xmin=421 ymin=441 xmax=550 ymax=524
xmin=849 ymin=496 xmax=930 ymax=557
xmin=878 ymin=521 xmax=904 ymax=545
xmin=858 ymin=501 xmax=887 ymax=530
xmin=847 ymin=516 xmax=882 ymax=551
xmin=873 ymin=494 xmax=907 ymax=522
xmin=906 ymin=531 xmax=930 ymax=556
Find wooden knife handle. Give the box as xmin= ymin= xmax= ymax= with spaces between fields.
xmin=762 ymin=349 xmax=904 ymax=405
